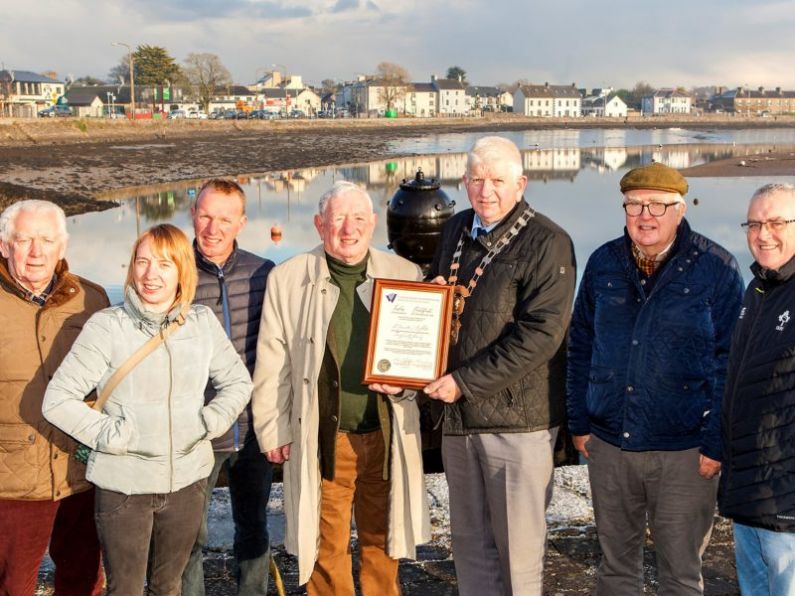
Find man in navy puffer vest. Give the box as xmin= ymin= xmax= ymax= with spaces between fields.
xmin=182 ymin=179 xmax=275 ymax=596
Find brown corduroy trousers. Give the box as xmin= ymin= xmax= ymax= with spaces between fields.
xmin=307 ymin=430 xmax=400 ymax=596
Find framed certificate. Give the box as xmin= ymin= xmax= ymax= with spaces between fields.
xmin=363 ymin=279 xmax=454 ymax=389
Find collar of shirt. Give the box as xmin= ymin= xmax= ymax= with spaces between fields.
xmin=24 ymin=275 xmax=57 ymax=307
xmin=470 ymin=214 xmax=502 ymax=239
xmin=631 ymin=239 xmax=675 ymax=276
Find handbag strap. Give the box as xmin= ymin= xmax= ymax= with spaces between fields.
xmin=91 ymin=305 xmax=190 ymax=412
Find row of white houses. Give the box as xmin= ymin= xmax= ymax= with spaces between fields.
xmin=2 ymin=66 xmax=692 ymax=119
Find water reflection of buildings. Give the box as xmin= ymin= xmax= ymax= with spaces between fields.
xmin=338 ymin=149 xmax=588 ymax=187
xmin=522 ymin=148 xmax=581 ymax=182
xmin=249 ymin=168 xmax=324 ymax=196
xmin=581 ymin=147 xmax=628 ymax=172
xmin=91 ymin=141 xmax=795 ymax=227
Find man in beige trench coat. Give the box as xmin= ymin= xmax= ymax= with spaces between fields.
xmin=251 ymin=181 xmax=430 ymax=594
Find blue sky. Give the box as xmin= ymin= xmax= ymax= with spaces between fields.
xmin=3 ymin=0 xmax=795 ymax=89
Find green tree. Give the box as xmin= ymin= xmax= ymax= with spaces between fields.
xmin=446 ymin=66 xmax=466 ymax=82
xmin=615 ymin=88 xmax=632 ymax=105
xmin=183 ymin=53 xmax=232 ymax=112
xmin=134 ymin=45 xmax=181 ymax=88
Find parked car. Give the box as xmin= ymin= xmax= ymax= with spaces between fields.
xmin=38 ymin=105 xmax=72 ymax=118
xmin=222 ymin=109 xmax=247 ymax=119
xmin=289 ymin=109 xmax=306 ymax=119
xmin=168 ymin=110 xmax=187 ymax=119
xmin=250 ymin=110 xmax=280 ymax=120
xmin=187 ymin=110 xmax=208 ymax=119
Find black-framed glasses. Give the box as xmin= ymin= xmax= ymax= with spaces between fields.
xmin=622 ymin=202 xmax=681 ymax=217
xmin=740 ymin=219 xmax=795 ymax=234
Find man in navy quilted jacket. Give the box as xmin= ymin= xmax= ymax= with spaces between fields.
xmin=566 ymin=162 xmax=744 ymax=595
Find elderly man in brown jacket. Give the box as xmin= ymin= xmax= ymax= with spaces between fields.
xmin=0 ymin=200 xmax=108 ymax=595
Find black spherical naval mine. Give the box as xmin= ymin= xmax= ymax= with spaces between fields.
xmin=387 ymin=168 xmax=456 ymax=268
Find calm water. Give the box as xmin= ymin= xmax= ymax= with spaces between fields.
xmin=67 ymin=128 xmax=795 ymax=303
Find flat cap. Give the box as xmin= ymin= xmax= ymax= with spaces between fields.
xmin=620 ymin=162 xmax=688 ymax=196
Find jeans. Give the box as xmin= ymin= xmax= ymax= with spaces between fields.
xmin=734 ymin=522 xmax=795 ymax=596
xmin=0 ymin=489 xmax=103 ymax=596
xmin=95 ymin=479 xmax=207 ymax=595
xmin=182 ymin=438 xmax=273 ymax=596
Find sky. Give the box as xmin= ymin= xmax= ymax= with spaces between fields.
xmin=3 ymin=0 xmax=795 ymax=90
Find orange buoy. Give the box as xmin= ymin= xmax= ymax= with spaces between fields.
xmin=270 ymin=224 xmax=283 ymax=244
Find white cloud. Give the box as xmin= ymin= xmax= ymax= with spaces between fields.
xmin=2 ymin=0 xmax=795 ymax=89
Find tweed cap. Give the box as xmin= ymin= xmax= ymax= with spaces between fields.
xmin=620 ymin=162 xmax=688 ymax=196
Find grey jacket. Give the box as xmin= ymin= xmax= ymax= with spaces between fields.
xmin=42 ymin=289 xmax=252 ymax=495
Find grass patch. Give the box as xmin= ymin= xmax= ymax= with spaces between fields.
xmin=74 ymin=119 xmax=89 ymax=133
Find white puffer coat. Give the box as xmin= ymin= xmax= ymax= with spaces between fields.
xmin=42 ymin=289 xmax=252 ymax=495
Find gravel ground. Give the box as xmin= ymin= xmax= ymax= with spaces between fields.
xmin=36 ymin=467 xmax=739 ymax=595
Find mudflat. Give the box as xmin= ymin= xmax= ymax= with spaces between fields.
xmin=2 ymin=115 xmax=795 ymax=216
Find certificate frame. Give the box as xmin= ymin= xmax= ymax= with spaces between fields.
xmin=363 ymin=279 xmax=454 ymax=389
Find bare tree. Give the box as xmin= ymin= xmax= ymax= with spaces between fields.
xmin=321 ymin=78 xmax=338 ymax=95
xmin=628 ymin=81 xmax=655 ymax=109
xmin=183 ymin=53 xmax=232 ymax=112
xmin=0 ymin=71 xmax=12 ymax=118
xmin=375 ymin=62 xmax=409 ymax=112
xmin=107 ymin=58 xmax=129 ymax=86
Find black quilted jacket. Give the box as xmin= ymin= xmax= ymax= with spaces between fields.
xmin=428 ymin=200 xmax=576 ymax=434
xmin=719 ymin=257 xmax=795 ymax=532
xmin=194 ymin=242 xmax=274 ymax=451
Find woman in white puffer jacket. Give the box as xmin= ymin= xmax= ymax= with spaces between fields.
xmin=43 ymin=223 xmax=252 ymax=595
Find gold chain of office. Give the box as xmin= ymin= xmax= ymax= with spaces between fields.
xmin=446 ymin=206 xmax=535 ymax=344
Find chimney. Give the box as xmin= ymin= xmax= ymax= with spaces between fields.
xmin=544 ymin=82 xmax=549 ymax=88
xmin=776 ymin=87 xmax=782 ymax=95
xmin=431 ymin=74 xmax=436 ymax=82
xmin=758 ymin=86 xmax=765 ymax=93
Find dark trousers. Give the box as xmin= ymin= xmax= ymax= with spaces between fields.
xmin=0 ymin=489 xmax=103 ymax=596
xmin=587 ymin=435 xmax=718 ymax=595
xmin=182 ymin=438 xmax=274 ymax=596
xmin=95 ymin=479 xmax=207 ymax=596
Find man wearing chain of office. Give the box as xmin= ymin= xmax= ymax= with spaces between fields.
xmin=425 ymin=135 xmax=576 ymax=596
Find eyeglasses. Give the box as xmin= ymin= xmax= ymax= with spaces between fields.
xmin=740 ymin=219 xmax=795 ymax=234
xmin=622 ymin=202 xmax=681 ymax=217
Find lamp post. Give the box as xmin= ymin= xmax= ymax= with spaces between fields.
xmin=112 ymin=42 xmax=135 ymax=118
